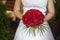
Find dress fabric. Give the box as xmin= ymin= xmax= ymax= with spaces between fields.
xmin=14 ymin=0 xmax=55 ymax=40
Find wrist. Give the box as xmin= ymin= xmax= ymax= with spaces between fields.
xmin=44 ymin=18 xmax=48 ymax=22
xmin=20 ymin=14 xmax=23 ymax=20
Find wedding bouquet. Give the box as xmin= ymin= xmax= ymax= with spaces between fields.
xmin=22 ymin=9 xmax=47 ymax=35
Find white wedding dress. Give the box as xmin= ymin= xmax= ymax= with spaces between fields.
xmin=14 ymin=0 xmax=55 ymax=40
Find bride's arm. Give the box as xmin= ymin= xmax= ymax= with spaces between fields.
xmin=13 ymin=0 xmax=23 ymax=20
xmin=44 ymin=0 xmax=55 ymax=22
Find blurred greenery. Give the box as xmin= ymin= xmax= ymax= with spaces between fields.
xmin=55 ymin=0 xmax=60 ymax=20
xmin=0 ymin=2 xmax=14 ymax=40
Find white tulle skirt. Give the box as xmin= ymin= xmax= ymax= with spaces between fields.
xmin=14 ymin=20 xmax=54 ymax=40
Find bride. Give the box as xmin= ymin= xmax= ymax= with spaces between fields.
xmin=13 ymin=0 xmax=55 ymax=40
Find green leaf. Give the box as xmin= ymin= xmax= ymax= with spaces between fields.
xmin=28 ymin=27 xmax=36 ymax=36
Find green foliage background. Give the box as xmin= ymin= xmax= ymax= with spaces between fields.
xmin=0 ymin=2 xmax=14 ymax=40
xmin=55 ymin=0 xmax=60 ymax=20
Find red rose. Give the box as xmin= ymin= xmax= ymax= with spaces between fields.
xmin=22 ymin=9 xmax=44 ymax=28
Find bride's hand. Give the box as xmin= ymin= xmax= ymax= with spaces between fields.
xmin=20 ymin=14 xmax=23 ymax=20
xmin=44 ymin=16 xmax=48 ymax=22
xmin=12 ymin=15 xmax=16 ymax=21
xmin=44 ymin=18 xmax=47 ymax=22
